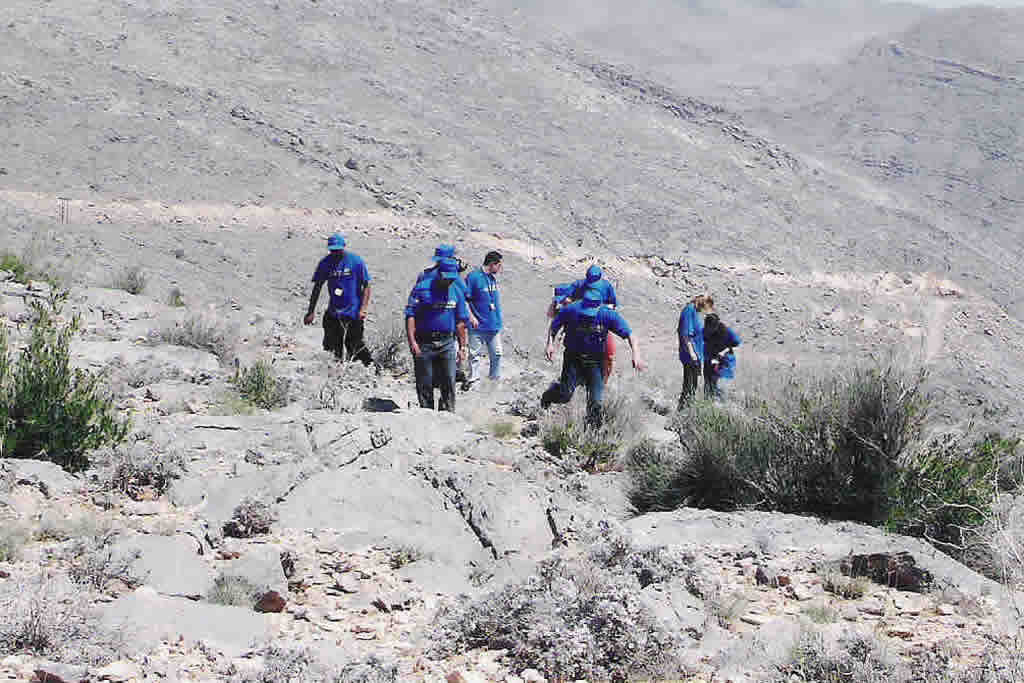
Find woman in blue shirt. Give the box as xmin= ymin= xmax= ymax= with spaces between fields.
xmin=702 ymin=314 xmax=741 ymax=401
xmin=677 ymin=293 xmax=714 ymax=408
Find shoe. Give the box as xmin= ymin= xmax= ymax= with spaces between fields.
xmin=461 ymin=377 xmax=479 ymax=391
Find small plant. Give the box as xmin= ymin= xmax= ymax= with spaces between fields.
xmin=388 ymin=545 xmax=426 ymax=570
xmin=233 ymin=360 xmax=289 ymax=410
xmin=370 ymin=325 xmax=409 ymax=374
xmin=111 ymin=266 xmax=147 ymax=295
xmin=0 ymin=291 xmax=129 ymax=472
xmin=167 ymin=287 xmax=185 ymax=308
xmin=156 ymin=314 xmax=235 ymax=360
xmin=707 ymin=590 xmax=750 ymax=628
xmin=822 ymin=572 xmax=869 ymax=600
xmin=232 ymin=646 xmax=398 ymax=683
xmin=489 ymin=420 xmax=518 ymax=439
xmin=65 ymin=529 xmax=143 ymax=591
xmin=0 ymin=251 xmax=30 ymax=283
xmin=801 ymin=603 xmax=840 ymax=624
xmin=207 ymin=575 xmax=262 ymax=607
xmin=0 ymin=572 xmax=95 ymax=661
xmin=223 ymin=498 xmax=276 ymax=538
xmin=773 ymin=628 xmax=899 ymax=683
xmin=540 ymin=390 xmax=641 ymax=472
xmin=0 ymin=524 xmax=30 ymax=563
xmin=104 ymin=448 xmax=186 ymax=500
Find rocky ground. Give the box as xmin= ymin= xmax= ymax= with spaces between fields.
xmin=1 ymin=266 xmax=1022 ymax=683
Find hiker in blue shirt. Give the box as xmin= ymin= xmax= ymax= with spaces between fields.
xmin=677 ymin=293 xmax=714 ymax=408
xmin=463 ymin=251 xmax=504 ymax=386
xmin=303 ymin=233 xmax=373 ymax=365
xmin=405 ymin=258 xmax=470 ymax=411
xmin=547 ymin=265 xmax=619 ymax=382
xmin=418 ymin=244 xmax=477 ymax=328
xmin=702 ymin=313 xmax=741 ymax=401
xmin=542 ymin=289 xmax=645 ymax=429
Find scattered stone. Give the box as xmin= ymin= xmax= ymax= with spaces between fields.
xmin=740 ymin=613 xmax=772 ymax=626
xmin=254 ymin=590 xmax=286 ymax=613
xmin=334 ymin=573 xmax=360 ymax=594
xmin=841 ymin=551 xmax=933 ymax=592
xmin=94 ymin=660 xmax=140 ymax=682
xmin=859 ymin=599 xmax=886 ymax=616
xmin=521 ymin=670 xmax=545 ymax=683
xmin=937 ymin=603 xmax=956 ymax=616
xmin=32 ymin=661 xmax=88 ymax=683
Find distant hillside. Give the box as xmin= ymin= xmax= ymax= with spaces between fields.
xmin=756 ymin=7 xmax=1024 ymax=314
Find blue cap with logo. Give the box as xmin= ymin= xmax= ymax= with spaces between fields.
xmin=585 ymin=264 xmax=602 ymax=284
xmin=327 ymin=233 xmax=346 ymax=251
xmin=433 ymin=244 xmax=456 ymax=261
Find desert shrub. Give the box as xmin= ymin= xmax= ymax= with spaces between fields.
xmin=104 ymin=448 xmax=186 ymax=500
xmin=167 ymin=287 xmax=186 ymax=308
xmin=370 ymin=324 xmax=408 ymax=374
xmin=111 ymin=265 xmax=147 ymax=295
xmin=773 ymin=628 xmax=902 ymax=683
xmin=887 ymin=432 xmax=1001 ymax=555
xmin=65 ymin=529 xmax=142 ymax=591
xmin=232 ymin=645 xmax=397 ymax=683
xmin=489 ymin=420 xmax=518 ymax=439
xmin=388 ymin=545 xmax=426 ymax=570
xmin=822 ymin=572 xmax=869 ymax=600
xmin=208 ymin=575 xmax=262 ymax=607
xmin=0 ymin=524 xmax=30 ymax=563
xmin=0 ymin=292 xmax=129 ymax=472
xmin=641 ymin=365 xmax=927 ymax=523
xmin=540 ymin=390 xmax=642 ymax=471
xmin=431 ymin=533 xmax=684 ymax=682
xmin=0 ymin=251 xmax=30 ymax=283
xmin=233 ymin=360 xmax=289 ymax=410
xmin=0 ymin=572 xmax=95 ymax=661
xmin=802 ymin=603 xmax=840 ymax=624
xmin=156 ymin=314 xmax=235 ymax=360
xmin=223 ymin=498 xmax=276 ymax=538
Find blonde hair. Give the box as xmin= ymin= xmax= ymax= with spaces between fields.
xmin=691 ymin=293 xmax=714 ymax=311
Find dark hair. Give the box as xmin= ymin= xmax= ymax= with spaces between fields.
xmin=484 ymin=251 xmax=503 ymax=266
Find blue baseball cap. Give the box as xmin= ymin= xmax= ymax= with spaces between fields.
xmin=585 ymin=265 xmax=602 ymax=284
xmin=437 ymin=258 xmax=459 ymax=279
xmin=327 ymin=233 xmax=346 ymax=251
xmin=580 ymin=288 xmax=602 ymax=316
xmin=432 ymin=244 xmax=456 ymax=261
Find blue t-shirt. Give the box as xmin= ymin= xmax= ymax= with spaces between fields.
xmin=678 ymin=303 xmax=704 ymax=364
xmin=464 ymin=268 xmax=502 ymax=332
xmin=404 ymin=274 xmax=470 ymax=334
xmin=551 ymin=302 xmax=632 ymax=355
xmin=312 ymin=252 xmax=371 ymax=319
xmin=568 ymin=278 xmax=617 ymax=307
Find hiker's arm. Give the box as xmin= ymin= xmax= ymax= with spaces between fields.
xmin=359 ymin=283 xmax=372 ymax=320
xmin=406 ymin=316 xmax=421 ymax=357
xmin=304 ymin=281 xmax=324 ymax=325
xmin=627 ymin=335 xmax=646 ymax=371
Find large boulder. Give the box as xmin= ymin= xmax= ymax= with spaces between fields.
xmin=101 ymin=587 xmax=275 ymax=658
xmin=114 ymin=533 xmax=216 ymax=599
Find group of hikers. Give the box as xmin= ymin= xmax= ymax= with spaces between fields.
xmin=304 ymin=233 xmax=741 ymax=425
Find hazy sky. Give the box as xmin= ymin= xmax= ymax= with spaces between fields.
xmin=915 ymin=0 xmax=1024 ymax=5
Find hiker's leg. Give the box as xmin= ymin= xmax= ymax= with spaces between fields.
xmin=414 ymin=344 xmax=435 ymax=409
xmin=583 ymin=354 xmax=605 ymax=429
xmin=679 ymin=363 xmax=699 ymax=409
xmin=542 ymin=352 xmax=580 ymax=407
xmin=487 ymin=332 xmax=502 ymax=380
xmin=322 ymin=313 xmax=343 ymax=358
xmin=344 ymin=318 xmax=374 ymax=366
xmin=436 ymin=339 xmax=457 ymax=412
xmin=466 ymin=331 xmax=485 ymax=383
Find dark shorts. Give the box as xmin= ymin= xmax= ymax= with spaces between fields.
xmin=323 ymin=314 xmax=373 ymax=365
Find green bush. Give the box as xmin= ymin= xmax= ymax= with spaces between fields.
xmin=0 ymin=252 xmax=29 ymax=284
xmin=0 ymin=292 xmax=129 ymax=472
xmin=233 ymin=360 xmax=289 ymax=410
xmin=638 ymin=365 xmax=929 ymax=523
xmin=207 ymin=575 xmax=261 ymax=607
xmin=111 ymin=266 xmax=147 ymax=295
xmin=540 ymin=390 xmax=641 ymax=471
xmin=156 ymin=314 xmax=235 ymax=360
xmin=887 ymin=432 xmax=1001 ymax=554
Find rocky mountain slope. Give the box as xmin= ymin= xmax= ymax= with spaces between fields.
xmin=2 ymin=0 xmax=1024 ymax=680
